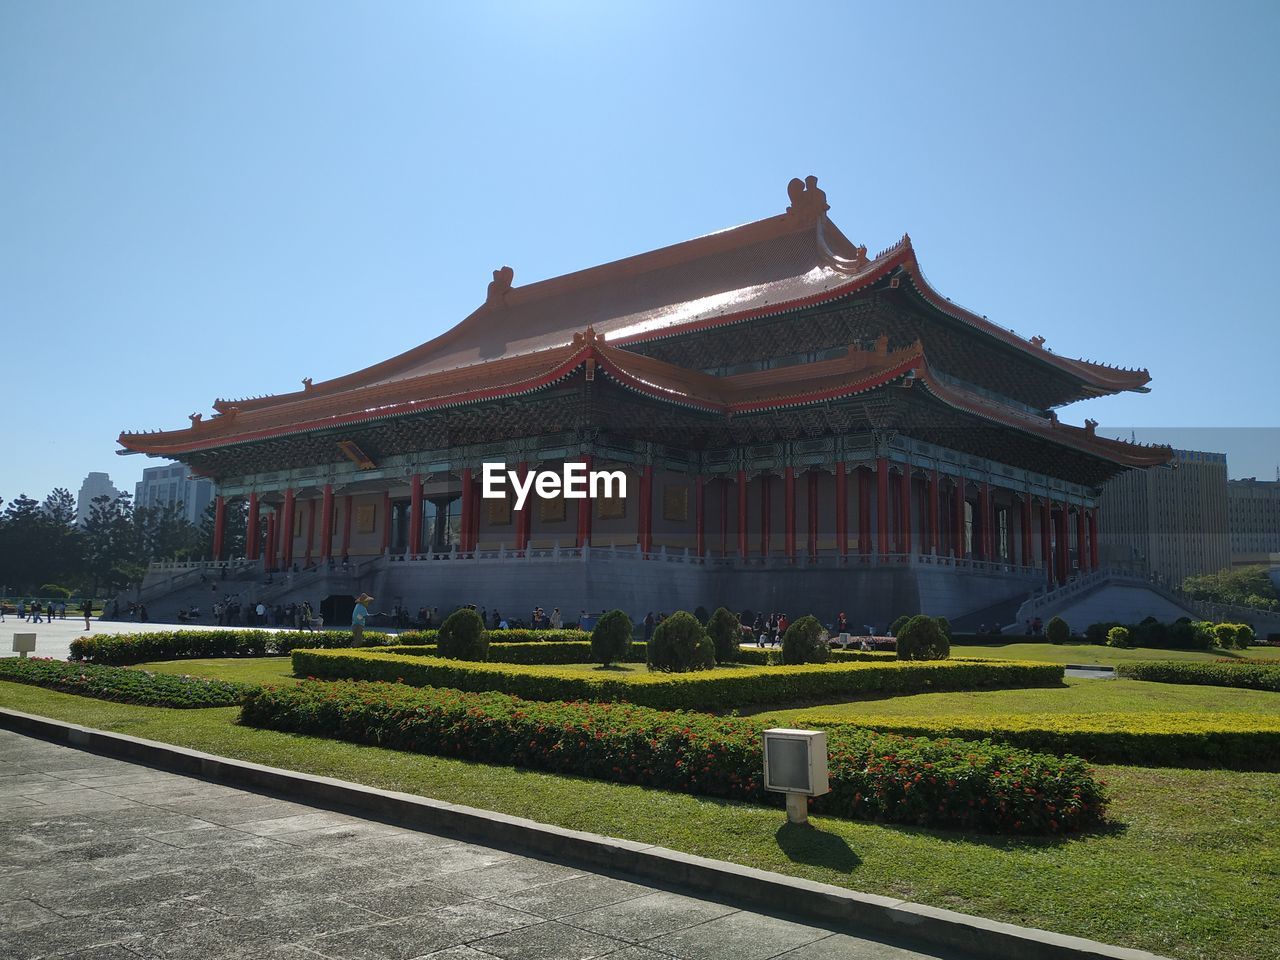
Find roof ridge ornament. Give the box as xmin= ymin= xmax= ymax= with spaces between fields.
xmin=486 ymin=265 xmax=514 ymax=306
xmin=785 ymin=175 xmax=829 ymax=221
xmin=572 ymin=325 xmax=603 ymax=347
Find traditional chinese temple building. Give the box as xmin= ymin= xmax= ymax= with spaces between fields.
xmin=119 ymin=177 xmax=1171 ymax=623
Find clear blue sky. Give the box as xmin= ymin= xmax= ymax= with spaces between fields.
xmin=3 ymin=0 xmax=1278 ymax=505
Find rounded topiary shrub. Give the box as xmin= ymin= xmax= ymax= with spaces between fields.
xmin=781 ymin=615 xmax=830 ymax=665
xmin=1212 ymin=623 xmax=1237 ymax=648
xmin=591 ymin=610 xmax=633 ymax=666
xmin=1045 ymin=616 xmax=1071 ymax=645
xmin=647 ymin=611 xmax=715 ymax=673
xmin=1106 ymin=625 xmax=1132 ymax=648
xmin=706 ymin=607 xmax=742 ymax=663
xmin=895 ymin=615 xmax=950 ymax=661
xmin=890 ymin=615 xmax=911 ymax=637
xmin=934 ymin=616 xmax=951 ymax=640
xmin=437 ymin=608 xmax=489 ymax=661
xmin=1233 ymin=623 xmax=1255 ymax=649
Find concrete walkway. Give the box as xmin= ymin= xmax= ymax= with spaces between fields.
xmin=0 ymin=730 xmax=968 ymax=960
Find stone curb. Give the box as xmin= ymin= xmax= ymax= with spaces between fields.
xmin=0 ymin=707 xmax=1169 ymax=960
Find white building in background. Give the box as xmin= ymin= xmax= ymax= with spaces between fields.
xmin=135 ymin=462 xmax=216 ymax=525
xmin=75 ymin=471 xmax=123 ymax=524
xmin=1098 ymin=448 xmax=1232 ymax=587
xmin=1228 ymin=476 xmax=1280 ymax=567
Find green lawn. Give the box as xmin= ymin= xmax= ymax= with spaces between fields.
xmin=140 ymin=657 xmax=299 ymax=686
xmin=0 ymin=680 xmax=1275 ymax=960
xmin=950 ymin=641 xmax=1280 ymax=666
xmin=755 ymin=677 xmax=1280 ymax=723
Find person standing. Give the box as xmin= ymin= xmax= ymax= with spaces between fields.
xmin=550 ymin=607 xmax=562 ymax=629
xmin=82 ymin=599 xmax=92 ymax=631
xmin=351 ymin=593 xmax=373 ymax=646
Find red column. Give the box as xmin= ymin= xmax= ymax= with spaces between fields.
xmin=835 ymin=463 xmax=848 ymax=559
xmin=1055 ymin=506 xmax=1069 ymax=585
xmin=514 ymin=461 xmax=529 ymax=551
xmin=1076 ymin=505 xmax=1088 ymax=574
xmin=459 ymin=468 xmax=474 ymax=553
xmin=694 ymin=475 xmax=706 ymax=557
xmin=1040 ymin=498 xmax=1052 ymax=584
xmin=807 ymin=469 xmax=818 ymax=560
xmin=975 ymin=483 xmax=990 ymax=561
xmin=304 ymin=499 xmax=316 ymax=565
xmin=719 ymin=477 xmax=729 ymax=557
xmin=319 ymin=484 xmax=334 ymax=561
xmin=281 ymin=489 xmax=295 ymax=567
xmin=900 ymin=468 xmax=913 ymax=556
xmin=783 ymin=467 xmax=796 ymax=562
xmin=245 ymin=492 xmax=260 ymax=560
xmin=265 ymin=510 xmax=277 ymax=568
xmin=858 ymin=468 xmax=871 ymax=556
xmin=408 ymin=475 xmax=423 ymax=556
xmin=736 ymin=469 xmax=748 ymax=559
xmin=953 ymin=477 xmax=966 ymax=558
xmin=379 ymin=491 xmax=391 ymax=554
xmin=760 ymin=475 xmax=771 ymax=557
xmin=639 ymin=464 xmax=654 ymax=554
xmin=211 ymin=495 xmax=226 ymax=561
xmin=1089 ymin=509 xmax=1099 ymax=570
xmin=929 ymin=469 xmax=940 ymax=555
xmin=341 ymin=495 xmax=353 ymax=558
xmin=576 ymin=456 xmax=593 ymax=548
xmin=876 ymin=457 xmax=889 ymax=558
xmin=1020 ymin=496 xmax=1032 ymax=569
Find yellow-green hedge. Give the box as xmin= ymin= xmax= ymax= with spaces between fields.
xmin=792 ymin=711 xmax=1280 ymax=770
xmin=290 ymin=648 xmax=1063 ymax=711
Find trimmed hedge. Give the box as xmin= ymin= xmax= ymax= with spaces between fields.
xmin=0 ymin=657 xmax=250 ymax=707
xmin=397 ymin=629 xmax=590 ymax=645
xmin=240 ymin=679 xmax=1107 ymax=834
xmin=68 ymin=629 xmax=394 ymax=665
xmin=291 ymin=648 xmax=1064 ymax=712
xmin=1116 ymin=660 xmax=1280 ymax=693
xmin=794 ymin=711 xmax=1280 ymax=771
xmin=383 ymin=642 xmax=647 ymax=665
xmin=733 ymin=647 xmax=894 ymax=666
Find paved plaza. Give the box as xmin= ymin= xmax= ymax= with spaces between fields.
xmin=0 ymin=730 xmax=970 ymax=960
xmin=1 ymin=618 xmax=292 ymax=662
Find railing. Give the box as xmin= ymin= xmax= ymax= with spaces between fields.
xmin=384 ymin=543 xmax=1042 ymax=575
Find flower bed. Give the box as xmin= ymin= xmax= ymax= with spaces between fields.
xmin=791 ymin=711 xmax=1280 ymax=770
xmin=240 ymin=679 xmax=1106 ymax=834
xmin=68 ymin=629 xmax=395 ymax=665
xmin=0 ymin=657 xmax=250 ymax=707
xmin=1116 ymin=661 xmax=1280 ymax=693
xmin=291 ymin=648 xmax=1064 ymax=711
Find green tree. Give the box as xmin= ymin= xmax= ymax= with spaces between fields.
xmin=1182 ymin=566 xmax=1279 ymax=610
xmin=781 ymin=615 xmax=831 ymax=664
xmin=590 ymin=610 xmax=633 ymax=666
xmin=647 ymin=611 xmax=715 ymax=673
xmin=706 ymin=607 xmax=743 ymax=663
xmin=896 ymin=615 xmax=951 ymax=660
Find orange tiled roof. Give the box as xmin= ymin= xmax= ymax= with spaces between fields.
xmin=205 ymin=176 xmax=1148 ymax=420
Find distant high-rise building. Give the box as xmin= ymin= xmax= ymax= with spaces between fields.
xmin=1099 ymin=449 xmax=1231 ymax=587
xmin=134 ymin=462 xmax=216 ymax=525
xmin=75 ymin=472 xmax=123 ymax=524
xmin=1228 ymin=477 xmax=1280 ymax=565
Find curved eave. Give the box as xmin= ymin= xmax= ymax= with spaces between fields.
xmin=119 ymin=347 xmax=591 ymax=457
xmin=916 ymin=365 xmax=1173 ymax=469
xmin=592 ymin=344 xmax=924 ymax=415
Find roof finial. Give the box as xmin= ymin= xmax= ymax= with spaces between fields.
xmin=188 ymin=413 xmax=202 ymax=428
xmin=786 ymin=175 xmax=829 ymax=221
xmin=486 ymin=265 xmax=514 ymax=306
